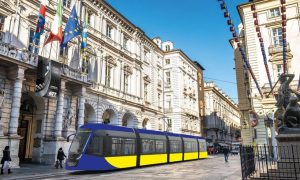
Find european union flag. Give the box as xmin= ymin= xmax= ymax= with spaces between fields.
xmin=61 ymin=5 xmax=80 ymax=47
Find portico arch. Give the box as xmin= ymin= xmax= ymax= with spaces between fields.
xmin=102 ymin=109 xmax=118 ymax=125
xmin=84 ymin=103 xmax=96 ymax=123
xmin=122 ymin=112 xmax=137 ymax=128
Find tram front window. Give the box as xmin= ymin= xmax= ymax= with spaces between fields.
xmin=69 ymin=129 xmax=91 ymax=156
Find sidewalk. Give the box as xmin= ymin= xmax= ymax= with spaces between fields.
xmin=1 ymin=163 xmax=69 ymax=180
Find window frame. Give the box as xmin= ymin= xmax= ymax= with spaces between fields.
xmin=269 ymin=7 xmax=280 ymax=18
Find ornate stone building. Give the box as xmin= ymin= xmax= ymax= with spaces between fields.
xmin=0 ymin=0 xmax=205 ymax=166
xmin=204 ymin=82 xmax=241 ymax=145
xmin=232 ymin=0 xmax=300 ymax=146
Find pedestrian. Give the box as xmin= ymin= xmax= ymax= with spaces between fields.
xmin=223 ymin=147 xmax=229 ymax=163
xmin=56 ymin=147 xmax=66 ymax=169
xmin=1 ymin=146 xmax=12 ymax=174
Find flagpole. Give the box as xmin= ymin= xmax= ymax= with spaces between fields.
xmin=78 ymin=0 xmax=83 ymax=71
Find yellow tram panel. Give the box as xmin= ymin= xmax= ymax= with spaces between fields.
xmin=169 ymin=153 xmax=183 ymax=162
xmin=105 ymin=156 xmax=137 ymax=168
xmin=184 ymin=152 xmax=198 ymax=160
xmin=140 ymin=154 xmax=167 ymax=166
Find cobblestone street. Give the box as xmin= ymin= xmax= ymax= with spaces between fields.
xmin=3 ymin=155 xmax=241 ymax=180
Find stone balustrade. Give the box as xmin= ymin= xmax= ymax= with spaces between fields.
xmin=0 ymin=35 xmax=38 ymax=67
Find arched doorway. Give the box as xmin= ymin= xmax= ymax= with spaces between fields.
xmin=18 ymin=93 xmax=44 ymax=162
xmin=122 ymin=113 xmax=135 ymax=128
xmin=142 ymin=118 xmax=152 ymax=129
xmin=84 ymin=103 xmax=96 ymax=123
xmin=102 ymin=109 xmax=117 ymax=125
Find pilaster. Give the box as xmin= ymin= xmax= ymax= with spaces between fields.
xmin=54 ymin=80 xmax=65 ymax=138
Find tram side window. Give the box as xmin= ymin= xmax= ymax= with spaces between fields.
xmin=86 ymin=135 xmax=103 ymax=156
xmin=142 ymin=139 xmax=155 ymax=154
xmin=155 ymin=140 xmax=166 ymax=153
xmin=170 ymin=140 xmax=182 ymax=153
xmin=111 ymin=137 xmax=136 ymax=156
xmin=199 ymin=142 xmax=205 ymax=152
xmin=184 ymin=141 xmax=198 ymax=152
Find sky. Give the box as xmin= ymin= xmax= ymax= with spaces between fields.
xmin=107 ymin=0 xmax=248 ymax=102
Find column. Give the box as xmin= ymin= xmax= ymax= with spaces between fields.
xmin=77 ymin=87 xmax=86 ymax=129
xmin=8 ymin=67 xmax=25 ymax=135
xmin=54 ymin=80 xmax=65 ymax=138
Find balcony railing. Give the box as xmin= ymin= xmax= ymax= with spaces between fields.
xmin=268 ymin=43 xmax=290 ymax=56
xmin=0 ymin=34 xmax=38 ymax=67
xmin=62 ymin=65 xmax=88 ymax=83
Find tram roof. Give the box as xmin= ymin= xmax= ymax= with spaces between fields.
xmin=80 ymin=124 xmax=204 ymax=139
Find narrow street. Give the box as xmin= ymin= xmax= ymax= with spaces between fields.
xmin=4 ymin=155 xmax=241 ymax=180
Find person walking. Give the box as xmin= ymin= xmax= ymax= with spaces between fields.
xmin=56 ymin=147 xmax=66 ymax=169
xmin=223 ymin=147 xmax=229 ymax=163
xmin=1 ymin=146 xmax=12 ymax=174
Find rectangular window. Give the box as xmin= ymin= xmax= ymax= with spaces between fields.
xmin=105 ymin=65 xmax=112 ymax=87
xmin=144 ymin=83 xmax=148 ymax=101
xmin=124 ymin=74 xmax=129 ymax=93
xmin=272 ymin=27 xmax=283 ymax=46
xmin=167 ymin=119 xmax=172 ymax=129
xmin=270 ymin=7 xmax=280 ymax=18
xmin=111 ymin=137 xmax=136 ymax=156
xmin=142 ymin=139 xmax=155 ymax=154
xmin=165 ymin=59 xmax=170 ymax=65
xmin=86 ymin=135 xmax=104 ymax=156
xmin=28 ymin=29 xmax=39 ymax=54
xmin=155 ymin=140 xmax=166 ymax=153
xmin=170 ymin=140 xmax=182 ymax=153
xmin=87 ymin=12 xmax=92 ymax=26
xmin=63 ymin=0 xmax=71 ymax=8
xmin=184 ymin=141 xmax=198 ymax=152
xmin=0 ymin=15 xmax=5 ymax=31
xmin=106 ymin=25 xmax=113 ymax=38
xmin=166 ymin=95 xmax=171 ymax=109
xmin=123 ymin=36 xmax=128 ymax=50
xmin=59 ymin=46 xmax=68 ymax=57
xmin=158 ymin=93 xmax=161 ymax=107
xmin=166 ymin=72 xmax=171 ymax=86
xmin=277 ymin=64 xmax=283 ymax=77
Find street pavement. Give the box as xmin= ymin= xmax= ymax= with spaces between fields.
xmin=2 ymin=154 xmax=241 ymax=180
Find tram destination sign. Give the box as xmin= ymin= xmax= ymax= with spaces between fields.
xmin=35 ymin=57 xmax=61 ymax=98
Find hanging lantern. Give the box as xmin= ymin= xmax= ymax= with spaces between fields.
xmin=256 ymin=27 xmax=260 ymax=32
xmin=283 ymin=33 xmax=286 ymax=38
xmin=281 ymin=0 xmax=286 ymax=4
xmin=230 ymin=26 xmax=235 ymax=32
xmin=281 ymin=6 xmax=286 ymax=13
xmin=224 ymin=12 xmax=229 ymax=18
xmin=220 ymin=3 xmax=226 ymax=10
xmin=232 ymin=32 xmax=237 ymax=37
xmin=253 ymin=12 xmax=257 ymax=18
xmin=282 ymin=27 xmax=286 ymax=32
xmin=254 ymin=20 xmax=258 ymax=25
xmin=259 ymin=38 xmax=263 ymax=42
xmin=251 ymin=4 xmax=256 ymax=11
xmin=237 ymin=43 xmax=241 ymax=48
xmin=227 ymin=19 xmax=232 ymax=25
xmin=235 ymin=38 xmax=239 ymax=42
xmin=282 ymin=21 xmax=286 ymax=26
xmin=257 ymin=32 xmax=261 ymax=37
xmin=282 ymin=14 xmax=286 ymax=20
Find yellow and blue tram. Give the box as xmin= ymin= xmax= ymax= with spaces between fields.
xmin=66 ymin=124 xmax=208 ymax=171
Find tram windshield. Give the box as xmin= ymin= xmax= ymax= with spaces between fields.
xmin=69 ymin=129 xmax=91 ymax=155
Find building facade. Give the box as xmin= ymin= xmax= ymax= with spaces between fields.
xmin=232 ymin=0 xmax=300 ymax=146
xmin=0 ymin=0 xmax=205 ymax=166
xmin=194 ymin=61 xmax=205 ymax=136
xmin=152 ymin=38 xmax=203 ymax=135
xmin=204 ymin=82 xmax=241 ymax=145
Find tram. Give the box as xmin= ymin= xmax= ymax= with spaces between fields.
xmin=66 ymin=124 xmax=208 ymax=171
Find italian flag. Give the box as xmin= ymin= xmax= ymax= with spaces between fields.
xmin=44 ymin=0 xmax=63 ymax=45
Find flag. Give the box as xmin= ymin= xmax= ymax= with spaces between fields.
xmin=81 ymin=11 xmax=88 ymax=50
xmin=298 ymin=74 xmax=300 ymax=91
xmin=61 ymin=5 xmax=80 ymax=47
xmin=44 ymin=0 xmax=63 ymax=45
xmin=33 ymin=0 xmax=48 ymax=46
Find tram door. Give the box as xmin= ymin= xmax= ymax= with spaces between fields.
xmin=18 ymin=119 xmax=29 ymax=162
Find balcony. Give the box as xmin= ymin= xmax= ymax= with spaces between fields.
xmin=268 ymin=43 xmax=290 ymax=55
xmin=182 ymin=108 xmax=199 ymax=117
xmin=0 ymin=33 xmax=38 ymax=67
